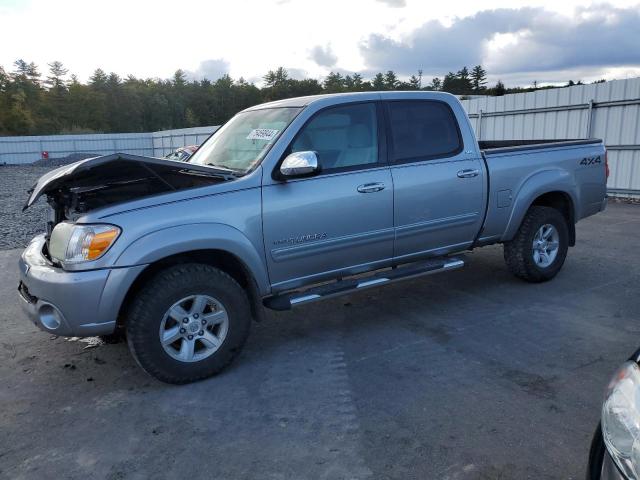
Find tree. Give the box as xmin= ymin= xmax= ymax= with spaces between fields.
xmin=408 ymin=74 xmax=421 ymax=90
xmin=44 ymin=60 xmax=69 ymax=93
xmin=441 ymin=72 xmax=458 ymax=93
xmin=26 ymin=62 xmax=41 ymax=85
xmin=384 ymin=70 xmax=399 ymax=90
xmin=12 ymin=59 xmax=30 ymax=79
xmin=173 ymin=69 xmax=187 ymax=87
xmin=344 ymin=74 xmax=366 ymax=91
xmin=471 ymin=65 xmax=487 ymax=92
xmin=263 ymin=67 xmax=289 ymax=88
xmin=428 ymin=77 xmax=442 ymax=91
xmin=323 ymin=71 xmax=345 ymax=93
xmin=456 ymin=67 xmax=473 ymax=94
xmin=0 ymin=60 xmax=548 ymax=136
xmin=372 ymin=72 xmax=385 ymax=90
xmin=89 ymin=68 xmax=108 ymax=89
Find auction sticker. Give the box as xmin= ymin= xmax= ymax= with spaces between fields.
xmin=246 ymin=128 xmax=279 ymax=141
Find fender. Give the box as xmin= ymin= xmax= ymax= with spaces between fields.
xmin=502 ymin=169 xmax=579 ymax=241
xmin=113 ymin=223 xmax=271 ymax=295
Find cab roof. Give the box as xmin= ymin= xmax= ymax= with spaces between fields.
xmin=243 ymin=91 xmax=456 ymax=111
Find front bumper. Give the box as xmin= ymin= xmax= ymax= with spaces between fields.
xmin=18 ymin=234 xmax=145 ymax=337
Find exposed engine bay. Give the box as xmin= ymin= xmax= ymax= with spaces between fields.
xmin=24 ymin=153 xmax=235 ymax=229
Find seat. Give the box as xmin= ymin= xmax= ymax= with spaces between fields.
xmin=334 ymin=124 xmax=376 ymax=168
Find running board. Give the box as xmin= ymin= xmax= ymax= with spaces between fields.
xmin=263 ymin=256 xmax=465 ymax=311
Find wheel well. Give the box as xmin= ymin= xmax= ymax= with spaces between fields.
xmin=531 ymin=191 xmax=576 ymax=246
xmin=117 ymin=249 xmax=263 ymax=327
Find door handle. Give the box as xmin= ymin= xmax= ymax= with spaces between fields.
xmin=357 ymin=182 xmax=386 ymax=193
xmin=457 ymin=169 xmax=480 ymax=178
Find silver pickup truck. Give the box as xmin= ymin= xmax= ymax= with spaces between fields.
xmin=19 ymin=91 xmax=608 ymax=383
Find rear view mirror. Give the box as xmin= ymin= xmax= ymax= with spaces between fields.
xmin=279 ymin=151 xmax=319 ymax=178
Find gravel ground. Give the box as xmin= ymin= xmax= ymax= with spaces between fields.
xmin=0 ymin=165 xmax=56 ymax=249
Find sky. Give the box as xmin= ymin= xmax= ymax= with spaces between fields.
xmin=1 ymin=0 xmax=640 ymax=87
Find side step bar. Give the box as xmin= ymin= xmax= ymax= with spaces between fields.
xmin=264 ymin=256 xmax=465 ymax=311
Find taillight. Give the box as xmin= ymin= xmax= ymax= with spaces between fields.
xmin=605 ymin=150 xmax=610 ymax=178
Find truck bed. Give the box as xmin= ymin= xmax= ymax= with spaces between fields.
xmin=480 ymin=139 xmax=603 ymax=155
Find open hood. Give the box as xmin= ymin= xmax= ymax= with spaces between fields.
xmin=24 ymin=153 xmax=235 ymax=213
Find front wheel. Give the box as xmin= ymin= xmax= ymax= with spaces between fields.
xmin=503 ymin=206 xmax=569 ymax=283
xmin=125 ymin=263 xmax=252 ymax=384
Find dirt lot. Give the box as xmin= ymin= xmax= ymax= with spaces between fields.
xmin=1 ymin=202 xmax=639 ymax=479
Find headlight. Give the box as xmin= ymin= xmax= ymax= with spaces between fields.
xmin=602 ymin=361 xmax=640 ymax=479
xmin=49 ymin=223 xmax=121 ymax=264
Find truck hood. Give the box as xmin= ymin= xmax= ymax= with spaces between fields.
xmin=24 ymin=153 xmax=235 ymax=212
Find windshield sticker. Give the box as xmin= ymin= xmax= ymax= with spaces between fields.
xmin=246 ymin=128 xmax=279 ymax=141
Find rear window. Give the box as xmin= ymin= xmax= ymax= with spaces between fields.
xmin=387 ymin=101 xmax=462 ymax=162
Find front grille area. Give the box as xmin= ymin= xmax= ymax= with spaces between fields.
xmin=18 ymin=281 xmax=37 ymax=304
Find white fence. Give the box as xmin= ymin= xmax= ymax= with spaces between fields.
xmin=0 ymin=126 xmax=218 ymax=165
xmin=460 ymin=78 xmax=640 ymax=197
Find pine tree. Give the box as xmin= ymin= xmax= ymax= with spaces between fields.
xmin=46 ymin=61 xmax=68 ymax=91
xmin=384 ymin=70 xmax=399 ymax=90
xmin=323 ymin=71 xmax=345 ymax=93
xmin=26 ymin=62 xmax=41 ymax=85
xmin=429 ymin=77 xmax=442 ymax=91
xmin=89 ymin=68 xmax=108 ymax=89
xmin=352 ymin=73 xmax=363 ymax=90
xmin=173 ymin=69 xmax=187 ymax=87
xmin=471 ymin=65 xmax=487 ymax=92
xmin=456 ymin=67 xmax=473 ymax=94
xmin=408 ymin=75 xmax=420 ymax=90
xmin=372 ymin=73 xmax=385 ymax=90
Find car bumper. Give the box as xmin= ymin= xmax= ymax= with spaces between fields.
xmin=18 ymin=234 xmax=145 ymax=337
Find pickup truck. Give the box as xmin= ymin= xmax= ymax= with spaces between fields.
xmin=19 ymin=91 xmax=608 ymax=384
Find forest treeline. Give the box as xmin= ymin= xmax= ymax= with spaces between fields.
xmin=0 ymin=60 xmax=600 ymax=136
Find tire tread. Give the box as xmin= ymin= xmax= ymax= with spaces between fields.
xmin=125 ymin=263 xmax=251 ymax=384
xmin=503 ymin=206 xmax=569 ymax=283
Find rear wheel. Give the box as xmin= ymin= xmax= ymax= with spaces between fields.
xmin=125 ymin=263 xmax=251 ymax=384
xmin=503 ymin=206 xmax=569 ymax=282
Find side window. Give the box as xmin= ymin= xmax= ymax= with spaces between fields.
xmin=290 ymin=103 xmax=378 ymax=171
xmin=387 ymin=101 xmax=461 ymax=163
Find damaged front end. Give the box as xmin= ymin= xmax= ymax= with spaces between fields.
xmin=24 ymin=153 xmax=236 ymax=231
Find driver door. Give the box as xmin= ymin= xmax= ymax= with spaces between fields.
xmin=262 ymin=102 xmax=394 ymax=291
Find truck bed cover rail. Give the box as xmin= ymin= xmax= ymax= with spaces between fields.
xmin=480 ymin=139 xmax=603 ymax=155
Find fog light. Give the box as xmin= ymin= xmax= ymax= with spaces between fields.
xmin=39 ymin=303 xmax=62 ymax=330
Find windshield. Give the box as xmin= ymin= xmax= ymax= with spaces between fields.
xmin=188 ymin=107 xmax=301 ymax=173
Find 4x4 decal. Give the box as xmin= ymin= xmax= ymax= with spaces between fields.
xmin=580 ymin=156 xmax=601 ymax=166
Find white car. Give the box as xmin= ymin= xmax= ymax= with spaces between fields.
xmin=164 ymin=145 xmax=199 ymax=162
xmin=588 ymin=348 xmax=640 ymax=479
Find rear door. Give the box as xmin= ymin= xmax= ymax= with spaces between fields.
xmin=386 ymin=100 xmax=486 ymax=261
xmin=262 ymin=102 xmax=394 ymax=291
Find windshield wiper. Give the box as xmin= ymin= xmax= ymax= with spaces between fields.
xmin=204 ymin=163 xmax=245 ymax=176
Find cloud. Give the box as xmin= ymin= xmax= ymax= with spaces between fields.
xmin=376 ymin=0 xmax=406 ymax=7
xmin=186 ymin=58 xmax=230 ymax=81
xmin=359 ymin=4 xmax=640 ymax=81
xmin=309 ymin=44 xmax=338 ymax=68
xmin=488 ymin=5 xmax=640 ymax=74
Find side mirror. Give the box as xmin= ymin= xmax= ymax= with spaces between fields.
xmin=279 ymin=151 xmax=319 ymax=178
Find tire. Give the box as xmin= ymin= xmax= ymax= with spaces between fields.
xmin=125 ymin=263 xmax=252 ymax=384
xmin=503 ymin=206 xmax=569 ymax=283
xmin=99 ymin=330 xmax=125 ymax=344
